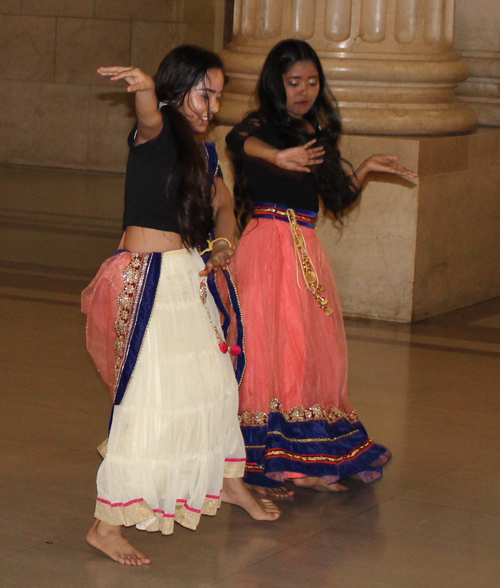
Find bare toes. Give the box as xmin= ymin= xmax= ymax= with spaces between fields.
xmin=258 ymin=498 xmax=281 ymax=515
xmin=329 ymin=482 xmax=348 ymax=492
xmin=266 ymin=486 xmax=294 ymax=498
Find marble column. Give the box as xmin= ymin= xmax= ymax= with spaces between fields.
xmin=219 ymin=0 xmax=477 ymax=135
xmin=455 ymin=0 xmax=500 ymax=127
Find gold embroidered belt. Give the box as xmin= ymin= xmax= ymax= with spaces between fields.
xmin=253 ymin=203 xmax=316 ymax=228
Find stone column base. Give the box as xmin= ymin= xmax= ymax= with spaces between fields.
xmin=209 ymin=126 xmax=500 ymax=322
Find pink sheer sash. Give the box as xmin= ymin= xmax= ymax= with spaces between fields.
xmin=81 ymin=248 xmax=131 ymax=400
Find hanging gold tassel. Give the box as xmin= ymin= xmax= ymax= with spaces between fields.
xmin=286 ymin=209 xmax=332 ymax=317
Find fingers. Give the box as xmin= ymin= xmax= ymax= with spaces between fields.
xmin=97 ymin=66 xmax=135 ymax=77
xmin=370 ymin=154 xmax=399 ymax=162
xmin=386 ymin=162 xmax=418 ymax=178
xmin=109 ymin=70 xmax=139 ymax=82
xmin=97 ymin=66 xmax=146 ymax=88
xmin=305 ymin=144 xmax=324 ymax=167
xmin=211 ymin=252 xmax=233 ymax=272
xmin=307 ymin=156 xmax=324 ymax=166
xmin=383 ymin=163 xmax=418 ymax=179
xmin=305 ymin=152 xmax=323 ymax=167
xmin=306 ymin=145 xmax=324 ymax=155
xmin=199 ymin=250 xmax=233 ymax=276
xmin=400 ymin=170 xmax=419 ymax=179
xmin=365 ymin=154 xmax=418 ymax=179
xmin=292 ymin=145 xmax=324 ymax=168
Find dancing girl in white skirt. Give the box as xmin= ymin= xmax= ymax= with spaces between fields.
xmin=82 ymin=45 xmax=279 ymax=566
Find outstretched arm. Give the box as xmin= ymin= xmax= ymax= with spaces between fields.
xmin=199 ymin=177 xmax=236 ymax=276
xmin=352 ymin=154 xmax=418 ymax=189
xmin=235 ymin=131 xmax=417 ymax=184
xmin=97 ymin=66 xmax=162 ymax=145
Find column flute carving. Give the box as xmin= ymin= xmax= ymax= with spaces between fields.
xmin=220 ymin=0 xmax=477 ymax=135
xmin=454 ymin=0 xmax=500 ymax=127
xmin=291 ymin=0 xmax=316 ymax=39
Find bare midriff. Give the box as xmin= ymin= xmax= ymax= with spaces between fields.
xmin=123 ymin=226 xmax=184 ymax=253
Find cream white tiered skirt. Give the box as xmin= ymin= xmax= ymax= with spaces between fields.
xmin=94 ymin=249 xmax=245 ymax=534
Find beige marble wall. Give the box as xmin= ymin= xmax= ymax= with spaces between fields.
xmin=211 ymin=125 xmax=500 ymax=322
xmin=412 ymin=129 xmax=500 ymax=320
xmin=0 ymin=0 xmax=217 ymax=172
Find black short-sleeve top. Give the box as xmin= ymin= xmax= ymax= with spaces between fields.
xmin=225 ymin=115 xmax=320 ymax=213
xmin=123 ymin=109 xmax=182 ymax=232
xmin=123 ymin=109 xmax=222 ymax=233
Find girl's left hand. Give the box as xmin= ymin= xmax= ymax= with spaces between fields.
xmin=199 ymin=242 xmax=235 ymax=276
xmin=358 ymin=154 xmax=418 ymax=181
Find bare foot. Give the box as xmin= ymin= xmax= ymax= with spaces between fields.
xmin=293 ymin=477 xmax=348 ymax=493
xmin=86 ymin=519 xmax=151 ymax=565
xmin=222 ymin=478 xmax=281 ymax=520
xmin=246 ymin=483 xmax=294 ymax=498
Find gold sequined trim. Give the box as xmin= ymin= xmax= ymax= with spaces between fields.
xmin=239 ymin=398 xmax=358 ymax=426
xmin=202 ymin=142 xmax=220 ymax=180
xmin=266 ymin=439 xmax=373 ymax=464
xmin=266 ymin=429 xmax=361 ymax=444
xmin=200 ymin=277 xmax=226 ymax=347
xmin=95 ymin=498 xmax=158 ymax=530
xmin=113 ymin=253 xmax=150 ymax=398
xmin=95 ymin=495 xmax=222 ymax=535
xmin=223 ymin=459 xmax=246 ymax=478
xmin=239 ymin=410 xmax=268 ymax=426
xmin=199 ymin=279 xmax=208 ymax=304
xmin=244 ymin=463 xmax=265 ymax=471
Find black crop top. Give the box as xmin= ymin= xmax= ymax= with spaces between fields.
xmin=123 ymin=109 xmax=182 ymax=233
xmin=225 ymin=115 xmax=320 ymax=213
xmin=123 ymin=109 xmax=222 ymax=233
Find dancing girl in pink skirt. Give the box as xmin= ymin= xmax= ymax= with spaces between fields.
xmin=226 ymin=39 xmax=417 ymax=497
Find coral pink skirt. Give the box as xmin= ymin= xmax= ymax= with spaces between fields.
xmin=232 ymin=209 xmax=390 ymax=487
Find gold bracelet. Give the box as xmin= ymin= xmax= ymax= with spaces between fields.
xmin=200 ymin=237 xmax=232 ymax=256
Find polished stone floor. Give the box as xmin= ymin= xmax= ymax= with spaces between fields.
xmin=1 ymin=164 xmax=499 ymax=588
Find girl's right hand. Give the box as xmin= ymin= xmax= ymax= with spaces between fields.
xmin=274 ymin=139 xmax=325 ymax=173
xmin=97 ymin=66 xmax=154 ymax=93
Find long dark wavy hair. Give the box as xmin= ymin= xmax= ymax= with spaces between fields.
xmin=154 ymin=45 xmax=223 ymax=249
xmin=232 ymin=39 xmax=359 ymax=232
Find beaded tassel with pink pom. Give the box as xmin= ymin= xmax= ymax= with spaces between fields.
xmin=200 ymin=279 xmax=242 ymax=356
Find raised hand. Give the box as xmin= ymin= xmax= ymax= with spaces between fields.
xmin=98 ymin=66 xmax=161 ymax=143
xmin=97 ymin=66 xmax=154 ymax=94
xmin=274 ymin=139 xmax=325 ymax=173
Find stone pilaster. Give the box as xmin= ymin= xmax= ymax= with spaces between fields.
xmin=455 ymin=0 xmax=500 ymax=127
